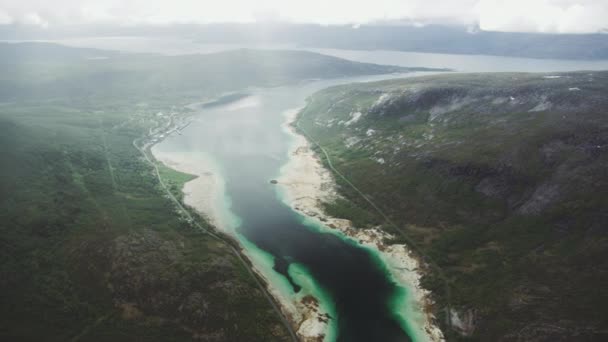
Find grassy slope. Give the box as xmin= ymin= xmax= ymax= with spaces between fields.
xmin=0 ymin=43 xmax=412 ymax=340
xmin=0 ymin=102 xmax=290 ymax=341
xmin=156 ymin=162 xmax=197 ymax=201
xmin=298 ymin=72 xmax=608 ymax=341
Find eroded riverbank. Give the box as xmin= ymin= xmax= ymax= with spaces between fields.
xmin=152 ymin=141 xmax=338 ymax=342
xmin=150 ymin=80 xmax=439 ymax=342
xmin=276 ymin=108 xmax=445 ymax=342
xmin=150 ymin=97 xmax=337 ymax=341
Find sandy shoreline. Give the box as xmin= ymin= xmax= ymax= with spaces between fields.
xmin=150 ymin=148 xmax=237 ymax=233
xmin=148 ymin=102 xmax=443 ymax=341
xmin=151 ymin=148 xmax=336 ymax=342
xmin=149 ymin=108 xmax=335 ymax=342
xmin=276 ymin=108 xmax=445 ymax=342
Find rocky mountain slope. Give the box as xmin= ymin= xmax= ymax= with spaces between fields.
xmin=297 ymin=72 xmax=608 ymax=341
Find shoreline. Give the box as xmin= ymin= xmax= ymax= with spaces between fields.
xmin=276 ymin=108 xmax=445 ymax=342
xmin=138 ymin=112 xmax=303 ymax=339
xmin=148 ymin=103 xmax=336 ymax=342
xmin=150 ymin=148 xmax=239 ymax=234
xmin=151 ymin=144 xmax=337 ymax=342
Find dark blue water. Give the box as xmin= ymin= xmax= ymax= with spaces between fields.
xmin=153 ymin=75 xmax=429 ymax=341
xmin=225 ymin=154 xmax=409 ymax=341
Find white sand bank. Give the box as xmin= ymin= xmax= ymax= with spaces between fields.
xmin=150 ymin=148 xmax=238 ymax=234
xmin=277 ymin=108 xmax=445 ymax=342
xmin=151 ymin=140 xmax=333 ymax=342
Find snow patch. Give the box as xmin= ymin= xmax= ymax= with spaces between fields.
xmin=529 ymin=100 xmax=552 ymax=112
xmin=450 ymin=309 xmax=475 ymax=336
xmin=423 ymin=132 xmax=435 ymax=140
xmin=491 ymin=97 xmax=508 ymax=105
xmin=374 ymin=93 xmax=391 ymax=106
xmin=345 ymin=136 xmax=361 ymax=148
xmin=343 ymin=112 xmax=362 ymax=126
xmin=429 ymin=97 xmax=471 ymax=121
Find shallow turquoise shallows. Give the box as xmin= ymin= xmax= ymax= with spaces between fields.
xmin=153 ymin=73 xmax=434 ymax=342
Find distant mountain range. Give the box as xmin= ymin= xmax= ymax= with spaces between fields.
xmin=2 ymin=23 xmax=608 ymax=60
xmin=0 ymin=42 xmax=436 ymax=103
xmin=0 ymin=41 xmax=426 ymax=341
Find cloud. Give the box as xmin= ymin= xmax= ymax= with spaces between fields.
xmin=21 ymin=12 xmax=48 ymax=28
xmin=475 ymin=0 xmax=608 ymax=33
xmin=0 ymin=9 xmax=12 ymax=25
xmin=0 ymin=0 xmax=606 ymax=33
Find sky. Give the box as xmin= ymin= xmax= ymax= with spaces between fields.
xmin=0 ymin=0 xmax=606 ymax=33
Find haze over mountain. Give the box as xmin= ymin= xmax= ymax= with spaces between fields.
xmin=3 ymin=23 xmax=608 ymax=60
xmin=1 ymin=1 xmax=607 ymax=341
xmin=1 ymin=0 xmax=607 ymax=33
xmin=2 ymin=1 xmax=608 ymax=60
xmin=0 ymin=42 xmax=419 ymax=341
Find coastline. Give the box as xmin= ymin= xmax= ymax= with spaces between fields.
xmin=151 ymin=145 xmax=338 ymax=342
xmin=276 ymin=108 xmax=445 ymax=342
xmin=148 ymin=107 xmax=336 ymax=342
xmin=150 ymin=148 xmax=240 ymax=235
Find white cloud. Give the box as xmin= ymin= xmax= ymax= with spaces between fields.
xmin=0 ymin=0 xmax=606 ymax=33
xmin=0 ymin=9 xmax=12 ymax=25
xmin=475 ymin=0 xmax=608 ymax=33
xmin=21 ymin=12 xmax=48 ymax=28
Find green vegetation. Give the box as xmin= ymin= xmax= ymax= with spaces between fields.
xmin=322 ymin=197 xmax=377 ymax=228
xmin=155 ymin=162 xmax=197 ymax=201
xmin=0 ymin=100 xmax=289 ymax=341
xmin=0 ymin=42 xmax=409 ymax=340
xmin=298 ymin=72 xmax=608 ymax=341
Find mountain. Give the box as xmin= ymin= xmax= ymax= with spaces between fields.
xmin=0 ymin=42 xmax=436 ymax=103
xmin=296 ymin=71 xmax=608 ymax=341
xmin=3 ymin=23 xmax=608 ymax=60
xmin=0 ymin=41 xmax=122 ymax=63
xmin=283 ymin=24 xmax=608 ymax=60
xmin=0 ymin=42 xmax=430 ymax=340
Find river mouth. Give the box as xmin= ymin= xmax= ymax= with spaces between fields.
xmin=152 ymin=75 xmax=432 ymax=341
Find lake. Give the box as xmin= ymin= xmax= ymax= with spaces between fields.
xmin=152 ymin=73 xmax=437 ymax=341
xmin=66 ymin=36 xmax=607 ymax=341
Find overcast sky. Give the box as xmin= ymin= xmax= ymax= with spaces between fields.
xmin=0 ymin=0 xmax=606 ymax=33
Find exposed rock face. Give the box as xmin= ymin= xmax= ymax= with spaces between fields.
xmin=296 ymin=295 xmax=331 ymax=342
xmin=278 ymin=109 xmax=445 ymax=342
xmin=517 ymin=183 xmax=560 ymax=215
xmin=475 ymin=176 xmax=509 ymax=198
xmin=367 ymin=74 xmax=608 ymax=127
xmin=369 ymin=86 xmax=470 ymax=118
xmin=450 ymin=309 xmax=476 ymax=337
xmin=296 ymin=72 xmax=608 ymax=341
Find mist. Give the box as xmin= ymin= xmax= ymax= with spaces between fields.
xmin=0 ymin=0 xmax=607 ymax=33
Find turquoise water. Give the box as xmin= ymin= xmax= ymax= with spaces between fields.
xmin=48 ymin=36 xmax=608 ymax=341
xmin=153 ymin=74 xmax=432 ymax=341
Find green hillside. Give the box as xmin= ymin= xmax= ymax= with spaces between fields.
xmin=0 ymin=42 xmax=414 ymax=341
xmin=297 ymin=72 xmax=608 ymax=341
